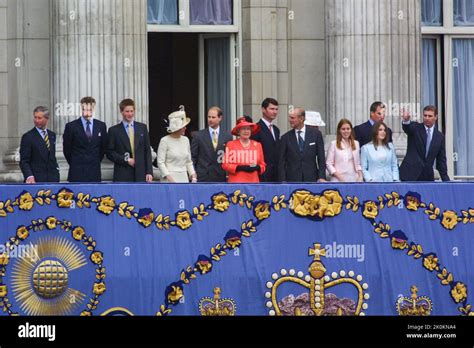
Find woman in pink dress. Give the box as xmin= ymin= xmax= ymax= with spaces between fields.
xmin=326 ymin=119 xmax=363 ymax=182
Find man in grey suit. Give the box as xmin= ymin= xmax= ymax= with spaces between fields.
xmin=191 ymin=106 xmax=233 ymax=182
xmin=278 ymin=107 xmax=327 ymax=182
xmin=106 ymin=99 xmax=153 ymax=182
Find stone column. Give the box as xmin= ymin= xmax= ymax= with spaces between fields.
xmin=50 ymin=0 xmax=150 ymax=181
xmin=241 ymin=0 xmax=290 ymax=132
xmin=241 ymin=0 xmax=327 ymax=135
xmin=326 ymin=0 xmax=421 ymax=150
xmin=0 ymin=0 xmax=51 ymax=182
xmin=51 ymin=0 xmax=149 ymax=133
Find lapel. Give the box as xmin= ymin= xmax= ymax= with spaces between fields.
xmin=289 ymin=130 xmax=302 ymax=157
xmin=260 ymin=120 xmax=276 ymax=144
xmin=92 ymin=119 xmax=101 ymax=139
xmin=426 ymin=127 xmax=438 ymax=158
xmin=34 ymin=128 xmax=50 ymax=158
xmin=206 ymin=128 xmax=217 ymax=154
xmin=302 ymin=128 xmax=313 ymax=154
xmin=78 ymin=118 xmax=92 ymax=143
xmin=119 ymin=123 xmax=132 ymax=153
xmin=134 ymin=122 xmax=141 ymax=151
xmin=418 ymin=124 xmax=428 ymax=157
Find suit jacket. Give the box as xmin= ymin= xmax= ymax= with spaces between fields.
xmin=19 ymin=128 xmax=60 ymax=183
xmin=63 ymin=118 xmax=107 ymax=182
xmin=251 ymin=119 xmax=280 ymax=182
xmin=361 ymin=142 xmax=400 ymax=182
xmin=191 ymin=128 xmax=233 ymax=182
xmin=400 ymin=122 xmax=450 ymax=181
xmin=106 ymin=121 xmax=153 ymax=182
xmin=326 ymin=140 xmax=362 ymax=182
xmin=354 ymin=120 xmax=393 ymax=148
xmin=222 ymin=139 xmax=266 ymax=183
xmin=278 ymin=127 xmax=326 ymax=182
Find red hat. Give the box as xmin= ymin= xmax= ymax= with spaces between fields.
xmin=231 ymin=117 xmax=261 ymax=136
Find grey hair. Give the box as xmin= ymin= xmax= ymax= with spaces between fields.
xmin=33 ymin=106 xmax=50 ymax=118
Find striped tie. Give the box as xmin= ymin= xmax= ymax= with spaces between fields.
xmin=43 ymin=130 xmax=50 ymax=150
xmin=212 ymin=131 xmax=218 ymax=150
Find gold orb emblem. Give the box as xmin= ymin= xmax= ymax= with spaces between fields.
xmin=32 ymin=260 xmax=69 ymax=299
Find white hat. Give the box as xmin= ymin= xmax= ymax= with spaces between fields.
xmin=167 ymin=110 xmax=191 ymax=133
xmin=305 ymin=111 xmax=326 ymax=127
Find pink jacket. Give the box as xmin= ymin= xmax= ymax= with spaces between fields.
xmin=326 ymin=140 xmax=362 ymax=181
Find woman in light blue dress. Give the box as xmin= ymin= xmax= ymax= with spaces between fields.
xmin=361 ymin=121 xmax=400 ymax=182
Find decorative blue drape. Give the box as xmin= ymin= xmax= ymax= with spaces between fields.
xmin=0 ymin=183 xmax=472 ymax=316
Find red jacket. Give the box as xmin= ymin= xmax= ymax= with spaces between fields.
xmin=222 ymin=140 xmax=266 ymax=183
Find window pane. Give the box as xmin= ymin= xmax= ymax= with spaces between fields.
xmin=148 ymin=0 xmax=178 ymax=25
xmin=453 ymin=39 xmax=474 ymax=177
xmin=421 ymin=0 xmax=443 ymax=26
xmin=454 ymin=0 xmax=474 ymax=26
xmin=422 ymin=39 xmax=438 ymax=108
xmin=205 ymin=38 xmax=231 ymax=131
xmin=190 ymin=0 xmax=233 ymax=25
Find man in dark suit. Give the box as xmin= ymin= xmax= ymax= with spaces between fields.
xmin=106 ymin=99 xmax=153 ymax=182
xmin=191 ymin=106 xmax=233 ymax=182
xmin=251 ymin=98 xmax=280 ymax=182
xmin=63 ymin=97 xmax=107 ymax=182
xmin=400 ymin=105 xmax=450 ymax=181
xmin=354 ymin=101 xmax=393 ymax=147
xmin=19 ymin=106 xmax=60 ymax=183
xmin=278 ymin=107 xmax=327 ymax=182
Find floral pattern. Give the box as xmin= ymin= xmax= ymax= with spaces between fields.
xmin=363 ymin=201 xmax=378 ymax=220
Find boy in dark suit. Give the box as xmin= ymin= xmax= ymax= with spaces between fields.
xmin=191 ymin=106 xmax=233 ymax=182
xmin=20 ymin=106 xmax=60 ymax=183
xmin=278 ymin=107 xmax=327 ymax=182
xmin=354 ymin=101 xmax=393 ymax=147
xmin=107 ymin=99 xmax=153 ymax=182
xmin=63 ymin=97 xmax=107 ymax=182
xmin=400 ymin=105 xmax=450 ymax=181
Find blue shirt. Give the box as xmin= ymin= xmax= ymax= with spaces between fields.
xmin=81 ymin=117 xmax=94 ymax=134
xmin=122 ymin=121 xmax=134 ymax=135
xmin=35 ymin=127 xmax=48 ymax=139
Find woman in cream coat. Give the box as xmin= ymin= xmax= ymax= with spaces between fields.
xmin=326 ymin=119 xmax=363 ymax=182
xmin=157 ymin=110 xmax=197 ymax=183
xmin=361 ymin=121 xmax=400 ymax=182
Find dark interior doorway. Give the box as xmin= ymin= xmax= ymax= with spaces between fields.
xmin=148 ymin=33 xmax=199 ymax=150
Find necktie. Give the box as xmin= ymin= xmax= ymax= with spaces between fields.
xmin=128 ymin=124 xmax=135 ymax=158
xmin=425 ymin=127 xmax=432 ymax=158
xmin=43 ymin=130 xmax=50 ymax=150
xmin=269 ymin=124 xmax=275 ymax=140
xmin=212 ymin=131 xmax=218 ymax=150
xmin=297 ymin=130 xmax=304 ymax=153
xmin=86 ymin=121 xmax=92 ymax=141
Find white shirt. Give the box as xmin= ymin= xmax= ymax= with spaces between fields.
xmin=295 ymin=125 xmax=306 ymax=142
xmin=261 ymin=118 xmax=275 ymax=139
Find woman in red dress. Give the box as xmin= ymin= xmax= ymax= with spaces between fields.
xmin=222 ymin=117 xmax=266 ymax=183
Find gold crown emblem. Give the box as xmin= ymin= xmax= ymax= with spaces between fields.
xmin=265 ymin=243 xmax=369 ymax=316
xmin=396 ymin=286 xmax=433 ymax=316
xmin=199 ymin=287 xmax=236 ymax=316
